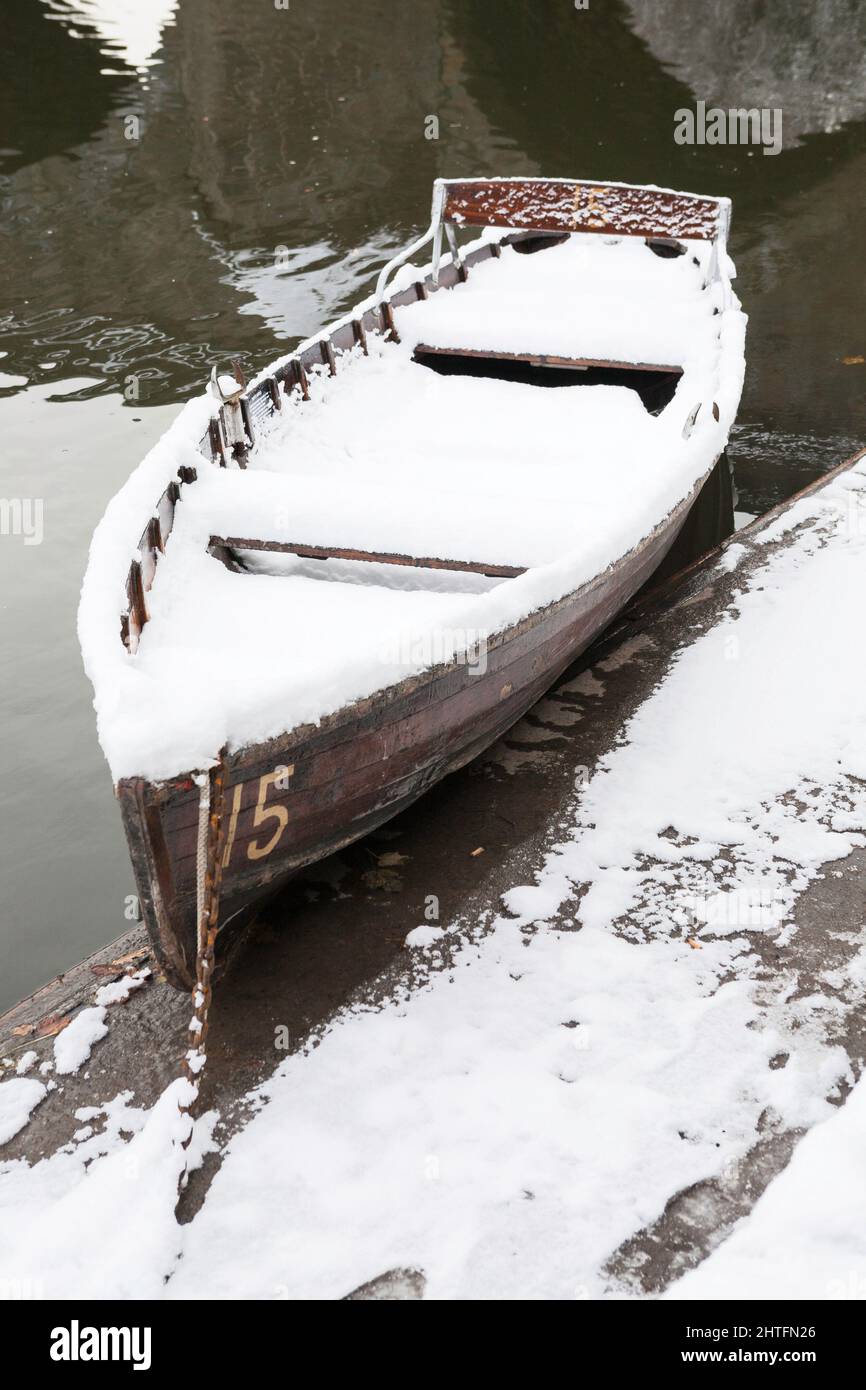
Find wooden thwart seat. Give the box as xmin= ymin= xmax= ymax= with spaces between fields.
xmin=413 ymin=344 xmax=683 ymax=376
xmin=208 ymin=535 xmax=526 ymax=581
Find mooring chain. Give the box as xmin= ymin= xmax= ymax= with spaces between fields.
xmin=182 ymin=755 xmax=227 ymax=1100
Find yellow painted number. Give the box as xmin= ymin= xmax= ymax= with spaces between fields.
xmin=247 ymin=768 xmax=293 ymax=861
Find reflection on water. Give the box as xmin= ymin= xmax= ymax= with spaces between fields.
xmin=1 ymin=0 xmax=865 ymax=1006
xmin=730 ymin=424 xmax=865 ymax=516
xmin=205 ymin=227 xmax=404 ymax=342
xmin=0 ymin=385 xmax=179 ymax=1009
xmin=624 ymin=0 xmax=866 ymax=144
xmin=42 ymin=0 xmax=179 ymax=75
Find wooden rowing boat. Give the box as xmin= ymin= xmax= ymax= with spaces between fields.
xmin=79 ymin=178 xmax=746 ymax=988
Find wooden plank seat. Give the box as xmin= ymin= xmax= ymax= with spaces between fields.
xmin=413 ymin=345 xmax=683 ymax=376
xmin=208 ymin=535 xmax=526 ymax=581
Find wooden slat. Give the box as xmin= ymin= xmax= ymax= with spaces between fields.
xmin=208 ymin=536 xmax=526 ymax=580
xmin=126 ymin=560 xmax=147 ymax=640
xmin=154 ymin=482 xmax=178 ymax=548
xmin=266 ymin=377 xmax=282 ymax=413
xmin=138 ymin=523 xmax=158 ymax=590
xmin=147 ymin=514 xmax=163 ymax=557
xmin=122 ymin=474 xmax=192 ymax=650
xmin=293 ymin=358 xmax=310 ymax=401
xmin=413 ymin=345 xmax=683 ymax=375
xmin=443 ymin=180 xmax=722 ymax=241
xmin=208 ymin=418 xmax=227 ymax=467
xmin=239 ymin=396 xmax=255 ymax=449
xmin=380 ymin=301 xmax=399 ymax=342
xmin=351 ymin=319 xmax=368 ymax=355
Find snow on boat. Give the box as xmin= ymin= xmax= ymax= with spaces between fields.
xmin=79 ymin=178 xmax=747 ymax=988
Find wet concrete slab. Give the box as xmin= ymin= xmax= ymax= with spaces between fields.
xmin=3 ymin=451 xmax=865 ymax=1290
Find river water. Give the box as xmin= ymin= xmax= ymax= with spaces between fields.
xmin=1 ymin=0 xmax=864 ymax=1010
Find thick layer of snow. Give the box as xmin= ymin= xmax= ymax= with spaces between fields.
xmin=404 ymin=924 xmax=446 ymax=949
xmin=0 ymin=1079 xmax=47 ymax=1146
xmin=53 ymin=970 xmax=150 ymax=1077
xmin=106 ymin=372 xmax=735 ymax=778
xmin=0 ymin=1082 xmax=212 ymax=1300
xmin=54 ymin=1011 xmax=109 ymax=1078
xmin=667 ymin=1074 xmax=866 ymax=1301
xmin=222 ymin=364 xmax=684 ymax=569
xmin=396 ymin=235 xmax=718 ymax=368
xmin=166 ymin=925 xmax=848 ymax=1301
xmin=80 ymin=229 xmax=744 ymax=782
xmin=15 ymin=458 xmax=866 ymax=1298
xmin=514 ymin=459 xmax=866 ymax=946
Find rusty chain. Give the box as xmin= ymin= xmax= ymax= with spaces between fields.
xmin=182 ymin=754 xmax=227 ymax=1106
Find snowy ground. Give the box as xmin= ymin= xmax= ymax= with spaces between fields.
xmin=2 ymin=455 xmax=866 ymax=1300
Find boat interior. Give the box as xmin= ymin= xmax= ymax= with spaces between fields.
xmin=117 ymin=182 xmax=731 ymax=748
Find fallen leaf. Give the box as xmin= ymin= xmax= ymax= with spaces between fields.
xmin=110 ymin=948 xmax=149 ymax=967
xmin=11 ymin=1024 xmax=35 ymax=1037
xmin=35 ymin=1014 xmax=72 ymax=1038
xmin=841 ymin=355 xmax=865 ymax=365
xmin=362 ymin=867 xmax=403 ymax=893
xmin=90 ymin=964 xmax=123 ymax=978
xmin=470 ymin=847 xmax=485 ymax=857
xmin=686 ymin=937 xmax=702 ymax=950
xmin=376 ymin=852 xmax=410 ymax=867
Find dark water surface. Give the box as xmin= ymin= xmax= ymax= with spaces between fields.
xmin=1 ymin=0 xmax=865 ymax=1009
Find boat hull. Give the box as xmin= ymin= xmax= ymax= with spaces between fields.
xmin=117 ymin=459 xmax=720 ymax=989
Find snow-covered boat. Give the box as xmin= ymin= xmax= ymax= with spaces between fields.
xmin=79 ymin=178 xmax=746 ymax=988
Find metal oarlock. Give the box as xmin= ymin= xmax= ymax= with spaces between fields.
xmin=682 ymin=402 xmax=706 ymax=439
xmin=375 ymin=179 xmax=447 ymax=300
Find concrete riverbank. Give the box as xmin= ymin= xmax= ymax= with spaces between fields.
xmin=2 ymin=446 xmax=865 ymax=1298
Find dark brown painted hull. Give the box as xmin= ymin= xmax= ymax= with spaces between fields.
xmin=117 ymin=464 xmax=714 ymax=989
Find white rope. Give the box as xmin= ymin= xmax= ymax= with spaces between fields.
xmin=194 ymin=772 xmax=210 ymax=956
